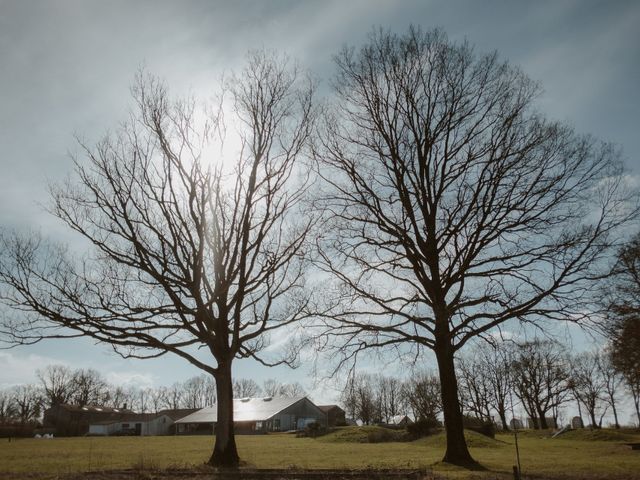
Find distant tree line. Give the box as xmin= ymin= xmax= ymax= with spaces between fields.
xmin=0 ymin=364 xmax=306 ymax=426
xmin=457 ymin=340 xmax=635 ymax=430
xmin=341 ymin=338 xmax=638 ymax=431
xmin=341 ymin=371 xmax=441 ymax=425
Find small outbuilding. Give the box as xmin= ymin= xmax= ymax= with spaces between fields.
xmin=389 ymin=414 xmax=413 ymax=426
xmin=88 ymin=413 xmax=155 ymax=436
xmin=318 ymin=405 xmax=346 ymax=426
xmin=88 ymin=409 xmax=198 ymax=436
xmin=43 ymin=404 xmax=134 ymax=436
xmin=571 ymin=416 xmax=584 ymax=429
xmin=509 ymin=418 xmax=524 ymax=430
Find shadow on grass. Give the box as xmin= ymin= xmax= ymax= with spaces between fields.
xmin=433 ymin=459 xmax=489 ymax=472
xmin=62 ymin=467 xmax=434 ymax=479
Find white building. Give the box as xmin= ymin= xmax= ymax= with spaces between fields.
xmin=88 ymin=409 xmax=197 ymax=436
xmin=175 ymin=396 xmax=326 ymax=434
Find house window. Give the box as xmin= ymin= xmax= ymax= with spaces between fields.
xmin=256 ymin=421 xmax=262 ymax=430
xmin=273 ymin=419 xmax=280 ymax=431
xmin=122 ymin=423 xmax=129 ymax=428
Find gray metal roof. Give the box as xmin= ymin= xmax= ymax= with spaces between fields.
xmin=89 ymin=413 xmax=158 ymax=426
xmin=47 ymin=404 xmax=133 ymax=414
xmin=175 ymin=396 xmax=307 ymax=424
xmin=156 ymin=408 xmax=199 ymax=421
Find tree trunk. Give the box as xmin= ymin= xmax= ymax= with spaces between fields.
xmin=209 ymin=364 xmax=239 ymax=467
xmin=498 ymin=408 xmax=509 ymax=431
xmin=526 ymin=413 xmax=538 ymax=429
xmin=576 ymin=399 xmax=583 ymax=426
xmin=611 ymin=400 xmax=620 ymax=429
xmin=632 ymin=386 xmax=640 ymax=428
xmin=537 ymin=408 xmax=548 ymax=429
xmin=435 ymin=342 xmax=475 ymax=466
xmin=589 ymin=410 xmax=598 ymax=429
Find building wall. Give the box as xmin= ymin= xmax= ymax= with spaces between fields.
xmin=176 ymin=398 xmax=328 ymax=435
xmin=88 ymin=424 xmax=109 ymax=435
xmin=267 ymin=398 xmax=327 ymax=431
xmin=325 ymin=407 xmax=346 ymax=426
xmin=43 ymin=406 xmax=129 ymax=436
xmin=177 ymin=422 xmax=214 ymax=435
xmin=88 ymin=417 xmax=171 ymax=436
xmin=144 ymin=415 xmax=173 ymax=436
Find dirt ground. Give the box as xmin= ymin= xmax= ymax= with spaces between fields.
xmin=0 ymin=468 xmax=435 ymax=480
xmin=4 ymin=466 xmax=640 ymax=480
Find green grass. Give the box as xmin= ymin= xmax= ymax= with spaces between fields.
xmin=0 ymin=428 xmax=639 ymax=479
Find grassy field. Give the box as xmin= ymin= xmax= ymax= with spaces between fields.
xmin=0 ymin=427 xmax=639 ymax=479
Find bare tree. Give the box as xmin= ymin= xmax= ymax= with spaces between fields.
xmin=262 ymin=378 xmax=283 ymax=397
xmin=0 ymin=52 xmax=315 ymax=466
xmin=203 ymin=376 xmax=217 ymax=407
xmin=233 ymin=378 xmax=262 ymax=398
xmin=402 ymin=371 xmax=442 ymax=421
xmin=602 ymin=234 xmax=640 ymax=427
xmin=376 ymin=375 xmax=405 ymax=423
xmin=598 ymin=352 xmax=624 ymax=429
xmin=570 ymin=352 xmax=607 ymax=428
xmin=342 ymin=373 xmax=406 ymax=424
xmin=104 ymin=385 xmax=134 ymax=410
xmin=479 ymin=343 xmax=512 ymax=430
xmin=613 ymin=317 xmax=640 ymax=427
xmin=458 ymin=342 xmax=513 ymax=430
xmin=313 ymin=27 xmax=633 ymax=464
xmin=129 ymin=387 xmax=150 ymax=413
xmin=36 ymin=364 xmax=75 ymax=407
xmin=511 ymin=340 xmax=570 ymax=429
xmin=162 ymin=382 xmax=185 ymax=410
xmin=183 ymin=375 xmax=213 ymax=409
xmin=279 ymin=381 xmax=306 ymax=398
xmin=261 ymin=378 xmax=306 ymax=398
xmin=11 ymin=384 xmax=43 ymax=425
xmin=71 ymin=369 xmax=108 ymax=407
xmin=341 ymin=372 xmax=378 ymax=424
xmin=0 ymin=389 xmax=16 ymax=423
xmin=458 ymin=357 xmax=493 ymax=422
xmin=148 ymin=387 xmax=167 ymax=414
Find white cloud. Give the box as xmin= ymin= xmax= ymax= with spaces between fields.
xmin=0 ymin=350 xmax=156 ymax=390
xmin=104 ymin=371 xmax=156 ymax=388
xmin=0 ymin=351 xmax=70 ymax=388
xmin=307 ymin=381 xmax=342 ymax=406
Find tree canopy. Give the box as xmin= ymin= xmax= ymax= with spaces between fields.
xmin=0 ymin=52 xmax=316 ymax=466
xmin=603 ymin=234 xmax=640 ymax=426
xmin=313 ymin=27 xmax=635 ymax=464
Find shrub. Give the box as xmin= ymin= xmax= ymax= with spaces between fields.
xmin=297 ymin=421 xmax=327 ymax=438
xmin=462 ymin=415 xmax=496 ymax=438
xmin=0 ymin=424 xmax=37 ymax=438
xmin=365 ymin=426 xmax=407 ymax=443
xmin=407 ymin=417 xmax=441 ymax=439
xmin=366 ymin=428 xmax=392 ymax=443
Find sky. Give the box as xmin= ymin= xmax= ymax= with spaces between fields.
xmin=0 ymin=0 xmax=639 ymax=416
